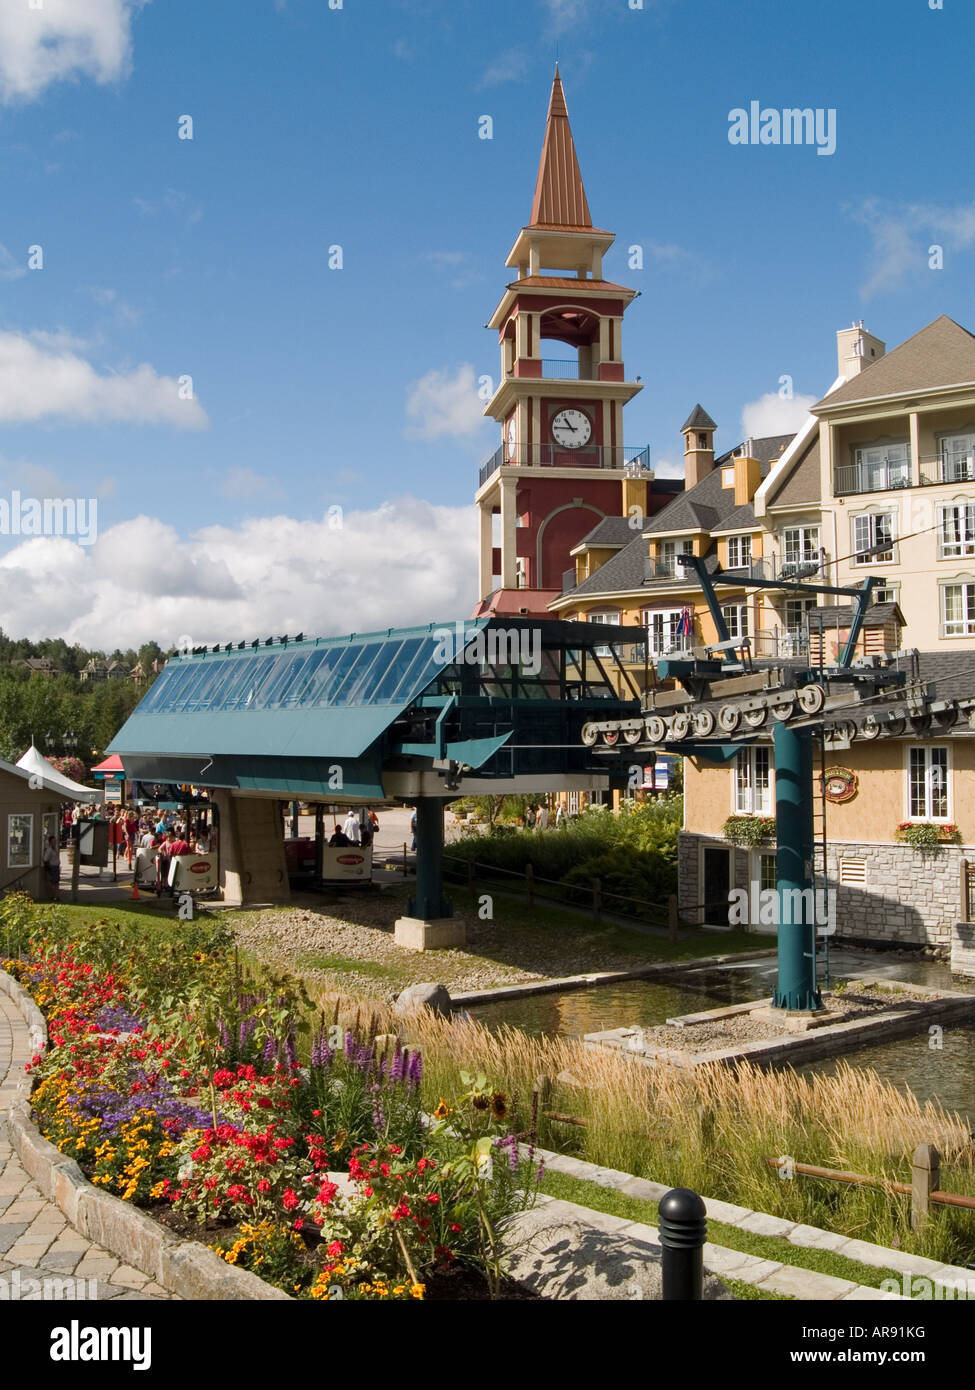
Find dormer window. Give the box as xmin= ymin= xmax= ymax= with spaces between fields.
xmin=697 ymin=434 xmax=708 ymax=448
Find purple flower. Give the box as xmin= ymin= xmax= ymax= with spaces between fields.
xmin=343 ymin=1030 xmax=355 ymax=1061
xmin=262 ymin=1034 xmax=277 ymax=1065
xmin=407 ymin=1050 xmax=422 ymax=1090
xmin=390 ymin=1048 xmax=407 ymax=1084
xmin=285 ymin=1033 xmax=297 ymax=1070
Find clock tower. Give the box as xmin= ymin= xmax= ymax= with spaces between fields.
xmin=474 ymin=68 xmax=659 ymax=616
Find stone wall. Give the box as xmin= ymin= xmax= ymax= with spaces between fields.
xmin=678 ymin=831 xmax=968 ymax=947
xmin=951 ymin=922 xmax=975 ymax=976
xmin=214 ymin=791 xmax=290 ymax=906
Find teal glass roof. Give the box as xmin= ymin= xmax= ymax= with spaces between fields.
xmin=109 ymin=622 xmax=489 ymax=764
xmin=139 ymin=624 xmax=485 ymax=717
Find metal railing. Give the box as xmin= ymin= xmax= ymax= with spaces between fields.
xmin=919 ymin=453 xmax=975 ymax=486
xmin=562 ymin=566 xmax=578 ymax=593
xmin=479 ymin=442 xmax=651 ymax=487
xmin=834 ymin=458 xmax=911 ymax=495
xmin=540 ymin=358 xmax=581 ymax=379
xmin=749 ymin=627 xmax=810 ymax=659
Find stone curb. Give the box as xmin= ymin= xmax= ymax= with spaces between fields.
xmin=531 ymin=1146 xmax=974 ymax=1297
xmin=0 ymin=967 xmax=290 ymax=1301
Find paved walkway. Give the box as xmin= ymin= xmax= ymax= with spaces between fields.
xmin=0 ymin=990 xmax=174 ymax=1300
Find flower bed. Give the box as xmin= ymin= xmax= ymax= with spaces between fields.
xmin=3 ymin=902 xmax=542 ymax=1301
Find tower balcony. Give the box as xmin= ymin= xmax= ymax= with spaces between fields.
xmin=505 ymin=357 xmax=629 ymax=384
xmin=478 ymin=443 xmax=651 ymax=489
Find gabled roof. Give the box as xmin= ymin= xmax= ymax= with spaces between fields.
xmin=529 ymin=69 xmax=593 ymax=231
xmin=573 ymin=516 xmax=651 ymax=551
xmin=555 ymin=434 xmax=795 ymax=603
xmin=811 ymin=603 xmax=905 ymax=628
xmin=815 ymin=315 xmax=975 ymax=410
xmin=681 ymin=404 xmax=717 ymax=432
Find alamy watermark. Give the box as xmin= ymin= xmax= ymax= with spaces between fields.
xmin=728 ymin=102 xmax=837 ymax=156
xmin=0 ymin=492 xmax=97 ymax=545
xmin=728 ymin=880 xmax=837 ymax=933
xmin=433 ymin=622 xmax=541 ymax=676
xmin=0 ymin=1270 xmax=98 ymax=1300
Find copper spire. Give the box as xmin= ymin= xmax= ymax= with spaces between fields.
xmin=529 ymin=67 xmax=592 ymax=230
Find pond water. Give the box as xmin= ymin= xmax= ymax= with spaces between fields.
xmin=465 ymin=950 xmax=974 ymax=1122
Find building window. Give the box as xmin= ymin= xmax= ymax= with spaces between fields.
xmin=784 ymin=597 xmax=817 ymax=637
xmin=735 ymin=746 xmax=771 ymax=815
xmin=939 ymin=504 xmax=975 ymax=559
xmin=853 ymin=442 xmax=911 ymax=490
xmin=643 ymin=608 xmax=685 ymax=657
xmin=568 ymin=790 xmax=579 ymax=815
xmin=656 ymin=538 xmax=693 ymax=578
xmin=726 ymin=534 xmax=752 ymax=570
xmin=756 ymin=850 xmax=776 ymax=895
xmin=588 ymin=609 xmax=621 ymax=657
xmin=853 ymin=512 xmax=894 ymax=564
xmin=722 ymin=603 xmax=749 ymax=640
xmin=939 ymin=433 xmax=975 ymax=483
xmin=782 ymin=527 xmax=820 ymax=566
xmin=8 ymin=814 xmax=33 ymax=869
xmin=909 ymin=746 xmax=949 ymax=821
xmin=872 ymin=583 xmax=899 ymax=606
xmin=942 ymin=583 xmax=975 ymax=637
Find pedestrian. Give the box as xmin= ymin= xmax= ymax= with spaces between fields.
xmin=556 ymin=804 xmax=566 ymax=828
xmin=537 ymin=803 xmax=549 ymax=830
xmin=329 ymin=824 xmax=350 ymax=847
xmin=524 ymin=803 xmax=536 ymax=830
xmin=410 ymin=809 xmax=417 ymax=851
xmin=358 ymin=809 xmax=373 ymax=848
xmin=42 ymin=835 xmax=60 ymax=900
xmin=342 ymin=809 xmax=361 ymax=845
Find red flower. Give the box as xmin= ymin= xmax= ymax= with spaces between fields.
xmin=327 ymin=1241 xmax=344 ymax=1258
xmin=282 ymin=1188 xmax=300 ymax=1211
xmin=293 ymin=1219 xmax=304 ymax=1231
xmin=426 ymin=1194 xmax=440 ymax=1204
xmin=257 ymin=1179 xmax=271 ymax=1193
xmin=226 ymin=1184 xmax=249 ymax=1202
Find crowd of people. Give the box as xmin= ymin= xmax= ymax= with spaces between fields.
xmin=328 ymin=807 xmax=380 ymax=847
xmin=45 ymin=804 xmax=216 ymax=899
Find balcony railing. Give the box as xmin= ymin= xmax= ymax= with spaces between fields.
xmin=834 ymin=458 xmax=911 ymax=495
xmin=478 ymin=443 xmax=651 ymax=488
xmin=719 ymin=557 xmax=777 ymax=582
xmin=540 ymin=358 xmax=581 ymax=379
xmin=749 ymin=627 xmax=809 ymax=659
xmin=919 ymin=453 xmax=975 ymax=486
xmin=562 ymin=566 xmax=578 ymax=593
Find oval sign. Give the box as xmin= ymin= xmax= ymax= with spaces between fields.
xmin=822 ymin=767 xmax=857 ymax=803
xmin=337 ymin=853 xmax=364 ymax=865
xmin=190 ymin=861 xmax=212 ymax=873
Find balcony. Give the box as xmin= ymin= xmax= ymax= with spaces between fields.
xmin=562 ymin=566 xmax=578 ymax=594
xmin=919 ymin=453 xmax=975 ymax=486
xmin=834 ymin=458 xmax=912 ymax=496
xmin=478 ymin=443 xmax=651 ymax=488
xmin=540 ymin=358 xmax=581 ymax=379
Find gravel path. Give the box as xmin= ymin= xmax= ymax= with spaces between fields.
xmin=229 ymin=887 xmax=654 ymax=998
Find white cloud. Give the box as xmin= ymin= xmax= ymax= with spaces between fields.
xmin=0 ymin=498 xmax=479 ymax=648
xmin=404 ymin=364 xmax=485 ymax=440
xmin=740 ymin=391 xmax=817 ymax=439
xmin=0 ymin=0 xmax=149 ymax=105
xmin=0 ymin=330 xmax=208 ymax=427
xmin=652 ymin=457 xmax=684 ymax=481
xmin=480 ymin=49 xmax=530 ymax=88
xmin=850 ymin=198 xmax=975 ymax=298
xmin=0 ymin=244 xmax=26 ymax=281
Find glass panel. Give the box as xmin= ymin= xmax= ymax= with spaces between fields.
xmin=282 ymin=648 xmax=330 ymax=706
xmin=909 ymin=748 xmax=926 ymax=818
xmin=930 ymin=748 xmax=949 ymax=819
xmin=294 ymin=646 xmax=346 ymax=706
xmin=229 ymin=655 xmax=279 ymax=709
xmin=335 ymin=643 xmax=386 ymax=706
xmin=167 ymin=660 xmax=217 ymax=713
xmin=365 ymin=638 xmax=424 ymax=704
xmin=138 ymin=663 xmax=183 ymax=713
xmin=251 ymin=652 xmax=311 ymax=710
xmin=390 ymin=643 xmax=445 ymax=703
xmin=312 ymin=644 xmax=363 ymax=704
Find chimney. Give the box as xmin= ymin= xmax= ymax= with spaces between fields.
xmin=836 ymin=321 xmax=885 ymax=380
xmin=680 ymin=404 xmax=717 ymax=490
xmin=733 ymin=448 xmax=762 ymax=507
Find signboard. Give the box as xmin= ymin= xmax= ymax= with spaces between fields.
xmin=102 ymin=780 xmax=123 ymax=803
xmin=822 ymin=766 xmax=858 ymax=803
xmin=322 ymin=845 xmax=372 ymax=881
xmin=168 ymin=855 xmax=218 ymax=892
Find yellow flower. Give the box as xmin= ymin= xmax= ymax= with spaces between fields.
xmin=432 ymin=1099 xmax=452 ymax=1120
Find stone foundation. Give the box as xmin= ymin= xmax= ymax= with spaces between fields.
xmin=951 ymin=922 xmax=975 ymax=976
xmin=679 ymin=831 xmax=970 ymax=948
xmin=213 ymin=791 xmax=291 ymax=906
xmin=393 ymin=916 xmax=466 ymax=951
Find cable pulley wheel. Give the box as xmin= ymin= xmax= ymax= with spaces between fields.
xmin=692 ymin=709 xmax=715 ymax=737
xmin=602 ymin=729 xmax=620 ymax=746
xmin=646 ymin=716 xmax=666 ymax=744
xmin=718 ymin=705 xmax=741 ymax=733
xmin=859 ymin=716 xmax=881 ymax=739
xmin=582 ymin=723 xmax=599 ymax=746
xmin=623 ymin=726 xmax=643 ymax=745
xmin=830 ymin=719 xmax=857 ymax=744
xmin=797 ymin=684 xmax=826 ymax=715
xmin=743 ymin=707 xmax=767 ymax=729
xmin=885 ymin=716 xmax=906 ymax=737
xmin=770 ymin=699 xmax=796 ymax=722
xmin=669 ymin=712 xmax=690 ymax=740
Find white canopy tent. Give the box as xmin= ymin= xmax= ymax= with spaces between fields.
xmin=15 ymin=745 xmax=100 ymax=804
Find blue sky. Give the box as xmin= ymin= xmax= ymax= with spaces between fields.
xmin=0 ymin=0 xmax=971 ymax=646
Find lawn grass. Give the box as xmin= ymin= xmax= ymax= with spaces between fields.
xmin=538 ymin=1170 xmax=906 ymax=1293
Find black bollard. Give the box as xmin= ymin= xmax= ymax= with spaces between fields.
xmin=659 ymin=1187 xmax=707 ymax=1300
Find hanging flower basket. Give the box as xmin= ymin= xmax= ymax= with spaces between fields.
xmin=722 ymin=815 xmax=776 ymax=848
xmin=895 ymin=821 xmax=960 ymax=850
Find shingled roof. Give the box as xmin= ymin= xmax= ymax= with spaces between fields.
xmin=529 ymin=69 xmax=592 ymax=231
xmin=815 ymin=315 xmax=975 ymax=410
xmin=557 ymin=433 xmax=795 ymax=602
xmin=681 ymin=404 xmax=718 ymax=432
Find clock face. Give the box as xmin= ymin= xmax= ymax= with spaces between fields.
xmin=551 ymin=408 xmax=592 ymax=449
xmin=505 ymin=416 xmax=517 ymax=460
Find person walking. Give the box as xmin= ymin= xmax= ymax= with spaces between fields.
xmin=342 ymin=809 xmax=361 ymax=844
xmin=42 ymin=835 xmax=60 ymax=901
xmin=556 ymin=804 xmax=566 ymax=828
xmin=537 ymin=803 xmax=549 ymax=830
xmin=524 ymin=804 xmax=536 ymax=830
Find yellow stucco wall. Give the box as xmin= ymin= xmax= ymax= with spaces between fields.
xmin=685 ymin=737 xmax=975 ymax=844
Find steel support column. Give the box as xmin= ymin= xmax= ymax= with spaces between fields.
xmin=408 ymin=797 xmax=452 ymax=921
xmin=771 ymin=721 xmax=822 ymax=1011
